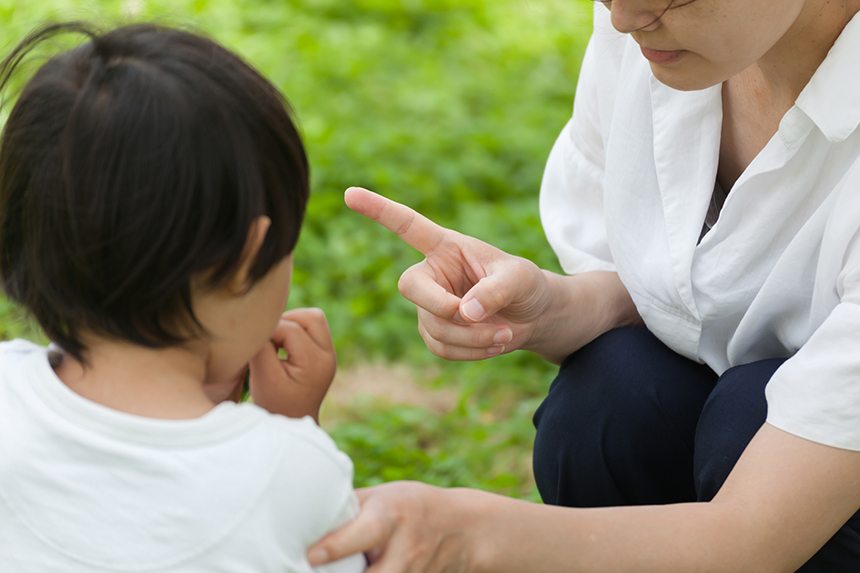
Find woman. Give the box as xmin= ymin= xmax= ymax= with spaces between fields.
xmin=310 ymin=0 xmax=860 ymax=570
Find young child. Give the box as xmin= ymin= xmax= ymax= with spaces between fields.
xmin=0 ymin=22 xmax=365 ymax=572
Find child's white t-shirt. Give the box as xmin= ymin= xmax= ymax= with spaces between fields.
xmin=0 ymin=339 xmax=366 ymax=573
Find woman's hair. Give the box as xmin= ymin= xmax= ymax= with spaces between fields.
xmin=0 ymin=22 xmax=309 ymax=360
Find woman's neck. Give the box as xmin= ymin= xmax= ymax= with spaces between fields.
xmin=752 ymin=0 xmax=859 ymax=105
xmin=717 ymin=0 xmax=860 ymax=191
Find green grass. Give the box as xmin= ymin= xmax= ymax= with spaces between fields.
xmin=0 ymin=0 xmax=593 ymax=499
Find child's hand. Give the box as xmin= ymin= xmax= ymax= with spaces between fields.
xmin=247 ymin=308 xmax=337 ymax=423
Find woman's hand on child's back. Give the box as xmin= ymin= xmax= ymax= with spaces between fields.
xmin=247 ymin=308 xmax=337 ymax=423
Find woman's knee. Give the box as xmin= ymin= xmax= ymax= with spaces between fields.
xmin=693 ymin=357 xmax=860 ymax=571
xmin=533 ymin=327 xmax=717 ymax=507
xmin=693 ymin=358 xmax=786 ymax=501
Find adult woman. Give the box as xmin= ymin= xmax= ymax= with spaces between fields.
xmin=311 ymin=0 xmax=860 ymax=570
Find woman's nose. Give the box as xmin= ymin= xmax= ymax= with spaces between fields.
xmin=603 ymin=0 xmax=664 ymax=34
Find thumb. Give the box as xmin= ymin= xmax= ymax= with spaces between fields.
xmin=307 ymin=502 xmax=394 ymax=566
xmin=247 ymin=338 xmax=284 ymax=385
xmin=458 ymin=271 xmax=521 ymax=323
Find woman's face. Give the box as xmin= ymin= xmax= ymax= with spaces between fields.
xmin=602 ymin=0 xmax=807 ymax=90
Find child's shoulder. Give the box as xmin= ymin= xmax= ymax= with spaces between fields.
xmin=0 ymin=338 xmax=50 ymax=386
xmin=0 ymin=357 xmax=358 ymax=570
xmin=226 ymin=407 xmax=360 ymax=558
xmin=250 ymin=407 xmax=355 ymax=481
xmin=0 ymin=337 xmax=46 ymax=356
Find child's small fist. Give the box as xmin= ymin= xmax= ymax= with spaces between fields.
xmin=247 ymin=308 xmax=337 ymax=422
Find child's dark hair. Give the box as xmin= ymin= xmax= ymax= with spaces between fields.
xmin=0 ymin=22 xmax=309 ymax=360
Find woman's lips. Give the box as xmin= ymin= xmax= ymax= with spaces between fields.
xmin=640 ymin=45 xmax=685 ymax=65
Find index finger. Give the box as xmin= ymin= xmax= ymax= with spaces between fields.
xmin=279 ymin=308 xmax=333 ymax=351
xmin=345 ymin=187 xmax=446 ymax=255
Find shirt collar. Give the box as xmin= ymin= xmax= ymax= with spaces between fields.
xmin=793 ymin=12 xmax=860 ymax=144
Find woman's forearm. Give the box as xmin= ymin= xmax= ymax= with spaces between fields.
xmin=456 ymin=489 xmax=745 ymax=573
xmin=308 ymin=413 xmax=860 ymax=573
xmin=525 ymin=270 xmax=643 ymax=364
xmin=450 ymin=424 xmax=860 ymax=573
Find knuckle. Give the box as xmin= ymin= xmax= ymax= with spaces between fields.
xmin=365 ymin=517 xmax=388 ymax=545
xmin=306 ymin=307 xmax=326 ymax=320
xmin=431 ymin=340 xmax=452 ymax=360
xmin=418 ymin=320 xmax=456 ymax=360
xmin=433 ymin=299 xmax=459 ymax=321
xmin=419 ymin=313 xmax=441 ymax=339
xmin=403 ymin=546 xmax=427 ymax=568
xmin=470 ymin=327 xmax=490 ymax=348
xmin=485 ymin=279 xmax=508 ymax=307
xmin=466 ymin=349 xmax=486 ymax=361
xmin=436 ymin=347 xmax=452 ymax=360
xmin=397 ymin=263 xmax=424 ymax=299
xmin=396 ymin=278 xmax=411 ymax=299
xmin=417 ymin=323 xmax=439 ymax=349
xmin=394 ymin=209 xmax=416 ymax=237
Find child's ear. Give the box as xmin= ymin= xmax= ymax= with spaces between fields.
xmin=226 ymin=215 xmax=272 ymax=295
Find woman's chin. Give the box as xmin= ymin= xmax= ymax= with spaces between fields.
xmin=648 ymin=58 xmax=729 ymax=93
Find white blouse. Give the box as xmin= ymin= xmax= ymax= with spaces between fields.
xmin=540 ymin=4 xmax=860 ymax=451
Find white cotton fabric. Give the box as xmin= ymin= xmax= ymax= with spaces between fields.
xmin=0 ymin=339 xmax=366 ymax=573
xmin=540 ymin=4 xmax=860 ymax=450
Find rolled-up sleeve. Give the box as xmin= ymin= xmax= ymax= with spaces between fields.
xmin=766 ymin=301 xmax=860 ymax=450
xmin=540 ymin=4 xmax=621 ymax=275
xmin=765 ymin=220 xmax=860 ymax=451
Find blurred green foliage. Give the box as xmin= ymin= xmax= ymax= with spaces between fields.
xmin=0 ymin=0 xmax=593 ymax=497
xmin=327 ymin=357 xmax=556 ymax=499
xmin=331 ymin=394 xmax=545 ymax=500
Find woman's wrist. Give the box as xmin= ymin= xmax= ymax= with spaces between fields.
xmin=442 ymin=487 xmax=507 ymax=573
xmin=525 ymin=270 xmax=642 ymax=364
xmin=449 ymin=487 xmax=580 ymax=573
xmin=585 ymin=270 xmax=643 ymax=331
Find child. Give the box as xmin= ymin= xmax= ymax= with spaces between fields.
xmin=0 ymin=22 xmax=365 ymax=572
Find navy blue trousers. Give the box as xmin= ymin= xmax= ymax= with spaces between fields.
xmin=532 ymin=327 xmax=860 ymax=572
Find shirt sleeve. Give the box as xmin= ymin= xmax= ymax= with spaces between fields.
xmin=312 ymin=491 xmax=366 ymax=573
xmin=765 ymin=301 xmax=860 ymax=450
xmin=539 ymin=3 xmax=621 ymax=275
xmin=765 ymin=214 xmax=860 ymax=451
xmin=267 ymin=416 xmax=368 ymax=572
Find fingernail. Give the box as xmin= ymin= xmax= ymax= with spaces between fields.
xmin=493 ymin=328 xmax=513 ymax=345
xmin=487 ymin=345 xmax=504 ymax=356
xmin=307 ymin=548 xmax=329 ymax=565
xmin=461 ymin=299 xmax=485 ymax=322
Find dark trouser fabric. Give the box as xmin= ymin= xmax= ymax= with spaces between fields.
xmin=532 ymin=327 xmax=860 ymax=572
